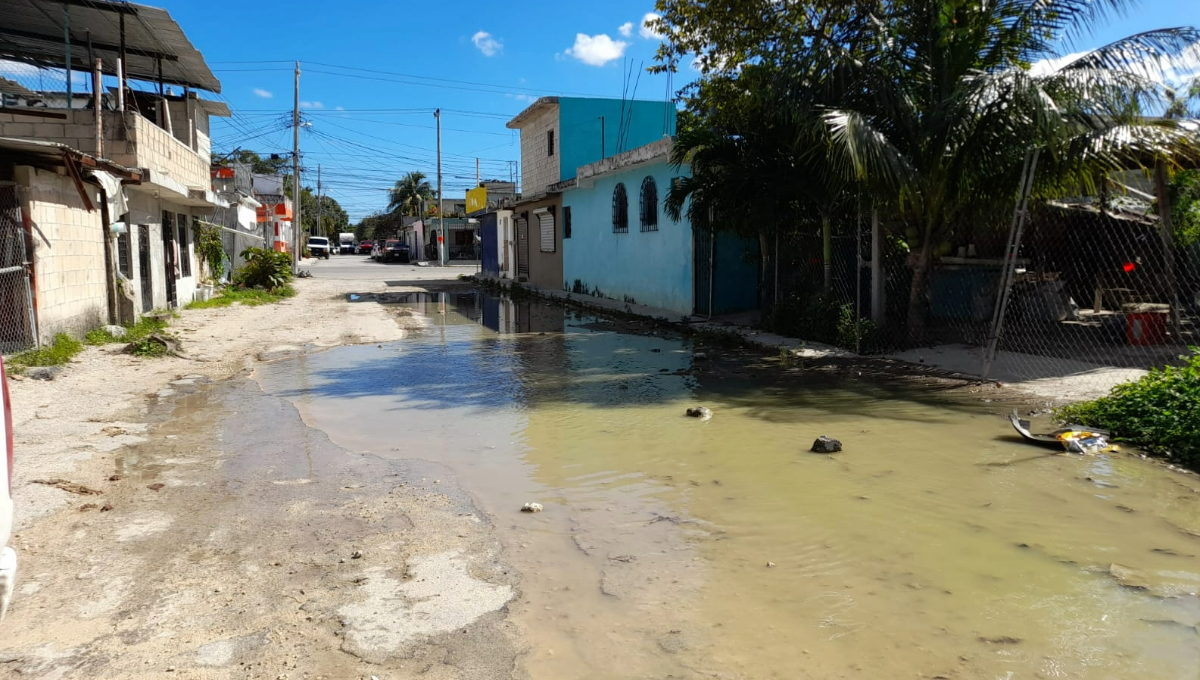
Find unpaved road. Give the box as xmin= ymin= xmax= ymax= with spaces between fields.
xmin=1 ymin=259 xmax=521 ymax=679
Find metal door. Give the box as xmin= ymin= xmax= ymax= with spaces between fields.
xmin=516 ymin=216 xmax=529 ymax=279
xmin=0 ymin=182 xmax=36 ymax=352
xmin=138 ymin=224 xmax=153 ymax=313
xmin=693 ymin=225 xmax=713 ymax=316
xmin=161 ymin=212 xmax=177 ymax=308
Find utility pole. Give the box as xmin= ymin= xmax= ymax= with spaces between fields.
xmin=292 ymin=60 xmax=301 ymax=271
xmin=476 ymin=157 xmax=480 ymax=185
xmin=435 ymin=108 xmax=444 ymax=266
xmin=316 ymin=164 xmax=323 ymax=239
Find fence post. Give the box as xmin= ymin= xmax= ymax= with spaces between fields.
xmin=983 ymin=149 xmax=1040 ymax=379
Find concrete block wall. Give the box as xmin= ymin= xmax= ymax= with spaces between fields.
xmin=15 ymin=165 xmax=109 ymax=342
xmin=0 ymin=110 xmax=209 ymax=189
xmin=518 ymin=107 xmax=560 ymax=196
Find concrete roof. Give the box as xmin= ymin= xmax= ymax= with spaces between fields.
xmin=506 ymin=97 xmax=559 ymax=129
xmin=574 ymin=137 xmax=674 ymax=187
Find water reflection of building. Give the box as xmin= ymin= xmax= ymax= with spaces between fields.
xmin=480 ymin=294 xmax=565 ymax=335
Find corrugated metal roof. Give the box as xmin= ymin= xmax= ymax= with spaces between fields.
xmin=0 ymin=0 xmax=221 ymax=93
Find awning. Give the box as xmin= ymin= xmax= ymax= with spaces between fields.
xmin=0 ymin=0 xmax=221 ymax=93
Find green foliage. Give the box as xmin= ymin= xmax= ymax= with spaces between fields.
xmin=193 ymin=221 xmax=226 ymax=282
xmin=387 ymin=171 xmax=435 ymax=217
xmin=127 ymin=338 xmax=169 ymax=357
xmin=226 ymin=150 xmax=289 ymax=175
xmin=234 ymin=247 xmax=293 ymax=290
xmin=1167 ymin=169 xmax=1200 ymax=248
xmin=1057 ymin=349 xmax=1200 ymax=468
xmin=185 ymin=285 xmax=296 ymax=309
xmin=768 ymin=294 xmax=882 ymax=352
xmin=9 ymin=333 xmax=83 ymax=368
xmin=84 ymin=316 xmax=169 ymax=345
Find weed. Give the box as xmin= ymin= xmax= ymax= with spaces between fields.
xmin=185 ymin=285 xmax=296 ymax=310
xmin=234 ymin=247 xmax=293 ymax=290
xmin=127 ymin=337 xmax=170 ymax=358
xmin=1056 ymin=348 xmax=1200 ymax=469
xmin=9 ymin=333 xmax=83 ymax=368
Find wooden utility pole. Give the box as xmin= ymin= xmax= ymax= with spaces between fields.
xmin=292 ymin=61 xmax=301 ymax=271
xmin=435 ymin=109 xmax=444 ymax=266
xmin=316 ymin=164 xmax=323 ymax=238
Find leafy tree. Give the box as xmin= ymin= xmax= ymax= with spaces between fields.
xmin=655 ymin=0 xmax=1200 ymax=341
xmin=225 ymin=150 xmax=290 ymax=175
xmin=281 ymin=175 xmax=350 ymax=238
xmin=388 ymin=171 xmax=435 ymax=217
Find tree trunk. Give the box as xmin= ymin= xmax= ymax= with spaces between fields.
xmin=822 ymin=214 xmax=832 ymax=292
xmin=906 ymin=238 xmax=933 ymax=344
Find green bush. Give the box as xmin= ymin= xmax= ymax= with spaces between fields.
xmin=84 ymin=316 xmax=169 ymax=345
xmin=1056 ymin=349 xmax=1200 ymax=468
xmin=9 ymin=333 xmax=83 ymax=368
xmin=185 ymin=285 xmax=296 ymax=309
xmin=769 ymin=293 xmax=884 ymax=352
xmin=194 ymin=222 xmax=227 ymax=282
xmin=234 ymin=247 xmax=293 ymax=290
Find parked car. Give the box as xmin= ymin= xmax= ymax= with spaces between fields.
xmin=381 ymin=240 xmax=411 ymax=263
xmin=307 ymin=236 xmax=331 ymax=259
xmin=370 ymin=241 xmax=384 ymax=261
xmin=0 ymin=356 xmax=17 ymax=622
xmin=357 ymin=240 xmax=374 ymax=255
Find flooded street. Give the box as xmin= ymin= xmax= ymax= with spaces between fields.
xmin=255 ymin=291 xmax=1200 ymax=679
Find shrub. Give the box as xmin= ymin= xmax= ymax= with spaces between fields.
xmin=9 ymin=333 xmax=83 ymax=368
xmin=234 ymin=247 xmax=293 ymax=290
xmin=194 ymin=221 xmax=227 ymax=282
xmin=1056 ymin=349 xmax=1200 ymax=468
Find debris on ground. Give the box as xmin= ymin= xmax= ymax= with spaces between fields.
xmin=146 ymin=483 xmax=165 ymax=491
xmin=521 ymin=502 xmax=544 ymax=513
xmin=685 ymin=406 xmax=713 ymax=420
xmin=351 ymin=550 xmax=364 ymax=559
xmin=31 ymin=478 xmax=103 ymax=495
xmin=79 ymin=503 xmax=98 ymax=512
xmin=25 ymin=366 xmax=62 ymax=381
xmin=811 ymin=436 xmax=843 ymax=454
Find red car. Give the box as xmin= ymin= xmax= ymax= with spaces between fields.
xmin=357 ymin=240 xmax=374 ymax=255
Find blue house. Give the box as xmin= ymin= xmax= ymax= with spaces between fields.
xmin=505 ymin=97 xmax=677 ymax=290
xmin=562 ymin=138 xmax=759 ymax=317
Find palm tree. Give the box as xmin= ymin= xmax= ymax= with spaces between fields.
xmin=816 ymin=1 xmax=1200 ymax=339
xmin=387 ymin=171 xmax=434 ymax=217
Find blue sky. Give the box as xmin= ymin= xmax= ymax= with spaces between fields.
xmin=151 ymin=0 xmax=1199 ymax=222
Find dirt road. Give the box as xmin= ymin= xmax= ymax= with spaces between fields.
xmin=1 ymin=259 xmax=518 ymax=679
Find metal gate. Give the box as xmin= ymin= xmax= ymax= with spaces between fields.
xmin=693 ymin=225 xmax=713 ymax=316
xmin=138 ymin=224 xmax=153 ymax=313
xmin=0 ymin=182 xmax=36 ymax=352
xmin=161 ymin=212 xmax=177 ymax=308
xmin=516 ymin=215 xmax=530 ymax=279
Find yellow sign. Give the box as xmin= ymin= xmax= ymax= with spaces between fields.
xmin=466 ymin=186 xmax=488 ymax=214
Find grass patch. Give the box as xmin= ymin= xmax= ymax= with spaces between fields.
xmin=185 ymin=285 xmax=296 ymax=310
xmin=9 ymin=333 xmax=83 ymax=369
xmin=127 ymin=337 xmax=170 ymax=357
xmin=1056 ymin=349 xmax=1200 ymax=469
xmin=84 ymin=315 xmax=170 ymax=345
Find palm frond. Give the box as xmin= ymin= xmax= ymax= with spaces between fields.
xmin=823 ymin=108 xmax=914 ymax=190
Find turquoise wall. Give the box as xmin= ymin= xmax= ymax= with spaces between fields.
xmin=562 ymin=160 xmax=694 ymax=316
xmin=557 ymin=98 xmax=676 ymax=182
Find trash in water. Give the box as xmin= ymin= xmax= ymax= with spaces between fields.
xmin=1008 ymin=411 xmax=1116 ymax=455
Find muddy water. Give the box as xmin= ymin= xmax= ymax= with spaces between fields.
xmin=255 ymin=293 xmax=1200 ymax=679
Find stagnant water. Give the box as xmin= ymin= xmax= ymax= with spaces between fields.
xmin=254 ymin=292 xmax=1200 ymax=679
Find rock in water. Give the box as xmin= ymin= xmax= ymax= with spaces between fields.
xmin=1109 ymin=563 xmax=1149 ymax=590
xmin=521 ymin=502 xmax=544 ymax=513
xmin=686 ymin=407 xmax=713 ymax=420
xmin=811 ymin=436 xmax=842 ymax=454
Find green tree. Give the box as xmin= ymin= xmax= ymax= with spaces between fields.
xmin=225 ymin=150 xmax=290 ymax=175
xmin=655 ymin=0 xmax=1200 ymax=340
xmin=281 ymin=175 xmax=350 ymax=238
xmin=387 ymin=171 xmax=435 ymax=217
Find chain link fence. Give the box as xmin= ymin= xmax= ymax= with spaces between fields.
xmin=0 ymin=61 xmax=76 ymax=108
xmin=0 ymin=182 xmax=37 ymax=354
xmin=762 ymin=181 xmax=1197 ymax=399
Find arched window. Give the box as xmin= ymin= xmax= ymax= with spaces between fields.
xmin=612 ymin=182 xmax=629 ymax=233
xmin=639 ymin=176 xmax=658 ymax=232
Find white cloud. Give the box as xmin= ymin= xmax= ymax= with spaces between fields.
xmin=472 ymin=31 xmax=503 ymax=57
xmin=300 ymin=101 xmax=324 ymax=109
xmin=335 ymin=105 xmax=345 ymax=111
xmin=506 ymin=92 xmax=537 ymax=103
xmin=564 ymin=33 xmax=628 ymax=67
xmin=618 ymin=22 xmax=634 ymax=38
xmin=253 ymin=88 xmax=273 ymax=99
xmin=640 ymin=12 xmax=663 ymax=40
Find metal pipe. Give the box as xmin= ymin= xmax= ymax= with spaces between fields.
xmin=63 ymin=4 xmax=71 ymax=102
xmin=93 ymin=58 xmax=102 ymax=158
xmin=116 ymin=58 xmax=124 ymax=111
